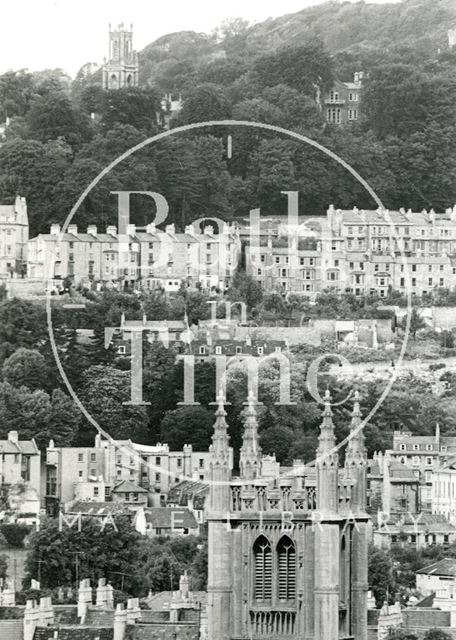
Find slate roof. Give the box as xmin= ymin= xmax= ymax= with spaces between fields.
xmin=380 ymin=514 xmax=456 ymax=534
xmin=389 ymin=462 xmax=419 ymax=481
xmin=167 ymin=480 xmax=209 ymax=510
xmin=0 ymin=438 xmax=39 ymax=455
xmin=416 ymin=558 xmax=456 ymax=577
xmin=415 ymin=592 xmax=436 ymax=607
xmin=34 ymin=626 xmax=114 ymax=639
xmin=0 ymin=619 xmax=22 ymax=639
xmin=144 ymin=507 xmax=198 ymax=530
xmin=145 ymin=590 xmax=207 ymax=611
xmin=111 ymin=480 xmax=147 ymax=494
xmin=66 ymin=501 xmax=132 ymax=516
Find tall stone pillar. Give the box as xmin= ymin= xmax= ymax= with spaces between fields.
xmin=351 ymin=521 xmax=368 ymax=640
xmin=207 ymin=395 xmax=233 ymax=640
xmin=314 ymin=522 xmax=340 ymax=640
xmin=314 ymin=390 xmax=340 ymax=640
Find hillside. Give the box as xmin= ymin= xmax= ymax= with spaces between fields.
xmin=244 ymin=0 xmax=456 ymax=55
xmin=138 ymin=0 xmax=456 ymax=88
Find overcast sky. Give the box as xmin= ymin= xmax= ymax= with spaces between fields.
xmin=3 ymin=0 xmax=400 ymax=77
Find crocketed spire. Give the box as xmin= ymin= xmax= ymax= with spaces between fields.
xmin=210 ymin=391 xmax=230 ymax=461
xmin=316 ymin=389 xmax=339 ymax=513
xmin=345 ymin=389 xmax=366 ymax=464
xmin=345 ymin=389 xmax=367 ymax=514
xmin=208 ymin=391 xmax=232 ymax=513
xmin=317 ymin=389 xmax=337 ymax=459
xmin=239 ymin=391 xmax=262 ymax=480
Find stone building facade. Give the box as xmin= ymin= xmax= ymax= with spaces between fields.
xmin=245 ymin=205 xmax=456 ymax=297
xmin=44 ymin=434 xmax=232 ymax=515
xmin=323 ymin=72 xmax=364 ymax=125
xmin=27 ymin=221 xmax=241 ymax=292
xmin=0 ymin=195 xmax=28 ymax=278
xmin=207 ymin=390 xmax=369 ymax=640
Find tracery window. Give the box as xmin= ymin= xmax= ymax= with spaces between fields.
xmin=253 ymin=536 xmax=272 ymax=601
xmin=277 ymin=536 xmax=296 ymax=600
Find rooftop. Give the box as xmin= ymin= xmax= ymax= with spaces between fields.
xmin=417 ymin=558 xmax=456 ymax=577
xmin=143 ymin=507 xmax=198 ymax=530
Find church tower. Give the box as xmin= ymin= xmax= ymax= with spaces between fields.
xmin=102 ymin=23 xmax=139 ymax=90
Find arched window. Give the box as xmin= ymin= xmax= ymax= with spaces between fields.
xmin=253 ymin=536 xmax=272 ymax=601
xmin=277 ymin=536 xmax=296 ymax=600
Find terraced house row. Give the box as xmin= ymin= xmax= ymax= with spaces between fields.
xmin=27 ymin=221 xmax=241 ymax=292
xmin=245 ymin=205 xmax=456 ymax=297
xmin=5 ymin=199 xmax=456 ymax=298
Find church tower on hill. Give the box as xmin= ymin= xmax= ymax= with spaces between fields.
xmin=102 ymin=23 xmax=139 ymax=90
xmin=207 ymin=391 xmax=369 ymax=640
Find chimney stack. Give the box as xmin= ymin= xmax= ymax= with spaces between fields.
xmin=77 ymin=579 xmax=92 ymax=622
xmin=8 ymin=431 xmax=18 ymax=444
xmin=114 ymin=604 xmax=127 ymax=640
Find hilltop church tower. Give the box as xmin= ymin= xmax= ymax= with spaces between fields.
xmin=102 ymin=23 xmax=139 ymax=90
xmin=207 ymin=391 xmax=369 ymax=640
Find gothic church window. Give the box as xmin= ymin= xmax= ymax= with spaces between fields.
xmin=253 ymin=536 xmax=272 ymax=601
xmin=277 ymin=536 xmax=296 ymax=600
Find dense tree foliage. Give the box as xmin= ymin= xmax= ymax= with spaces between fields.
xmin=24 ymin=516 xmax=207 ymax=595
xmin=0 ymin=0 xmax=455 ymax=235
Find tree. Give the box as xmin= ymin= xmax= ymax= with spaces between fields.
xmin=174 ymin=83 xmax=231 ymax=125
xmin=423 ymin=630 xmax=452 ymax=640
xmin=400 ymin=308 xmax=427 ymax=340
xmin=227 ymin=270 xmax=263 ymax=310
xmin=0 ymin=382 xmax=52 ymax=449
xmin=440 ymin=330 xmax=455 ymax=349
xmin=0 ymin=555 xmax=7 ymax=581
xmin=78 ymin=366 xmax=149 ymax=444
xmin=389 ymin=632 xmax=418 ymax=640
xmin=0 ymin=524 xmax=31 ymax=548
xmin=252 ymin=41 xmax=334 ymax=95
xmin=2 ymin=348 xmax=49 ymax=391
xmin=259 ymin=426 xmax=295 ymax=463
xmin=48 ymin=390 xmax=81 ymax=447
xmin=152 ymin=135 xmax=233 ymax=225
xmin=24 ymin=515 xmax=142 ymax=593
xmin=27 ymin=92 xmax=92 ymax=148
xmin=133 ymin=535 xmax=207 ymax=593
xmin=0 ymin=70 xmax=35 ymax=119
xmin=160 ymin=406 xmax=214 ymax=451
xmin=368 ymin=545 xmax=395 ymax=607
xmin=0 ymin=138 xmax=72 ymax=234
xmin=99 ymin=87 xmax=161 ymax=134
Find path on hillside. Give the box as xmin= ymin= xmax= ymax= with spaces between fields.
xmin=328 ymin=355 xmax=456 ymax=379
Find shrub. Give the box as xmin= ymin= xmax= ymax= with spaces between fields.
xmin=0 ymin=524 xmax=31 ymax=548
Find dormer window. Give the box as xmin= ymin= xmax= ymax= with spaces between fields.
xmin=215 ymin=346 xmax=222 ymax=355
xmin=236 ymin=346 xmax=242 ymax=354
xmin=257 ymin=347 xmax=264 ymax=355
xmin=199 ymin=346 xmax=206 ymax=355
